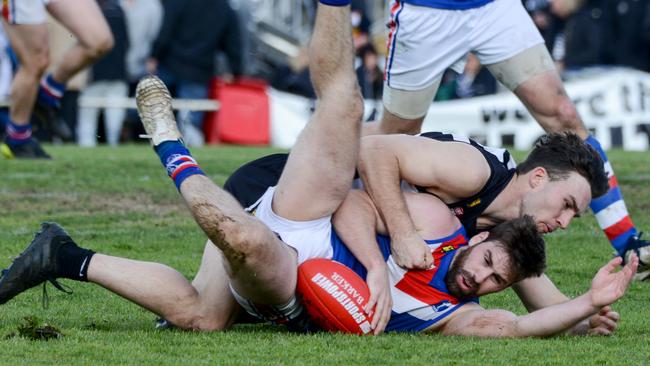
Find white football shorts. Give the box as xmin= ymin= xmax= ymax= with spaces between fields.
xmin=384 ymin=0 xmax=544 ymax=91
xmin=249 ymin=186 xmax=334 ymax=265
xmin=1 ymin=0 xmax=53 ymax=25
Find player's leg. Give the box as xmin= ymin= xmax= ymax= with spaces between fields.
xmin=45 ymin=0 xmax=113 ymax=83
xmin=0 ymin=223 xmax=237 ymax=330
xmin=364 ymin=2 xmax=469 ymax=136
xmin=136 ymin=76 xmax=298 ymax=306
xmin=31 ymin=0 xmax=113 ymax=122
xmin=0 ymin=21 xmax=50 ymax=158
xmin=479 ymin=0 xmax=649 ymax=266
xmin=89 ymin=240 xmax=239 ymax=330
xmin=362 ymin=83 xmax=438 ymax=136
xmin=272 ymin=2 xmax=363 ymax=222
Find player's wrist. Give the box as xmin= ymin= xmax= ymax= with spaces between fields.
xmin=578 ymin=292 xmax=601 ymax=315
xmin=366 ymin=260 xmax=387 ymax=272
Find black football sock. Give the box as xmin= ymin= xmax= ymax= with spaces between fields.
xmin=57 ymin=241 xmax=95 ymax=282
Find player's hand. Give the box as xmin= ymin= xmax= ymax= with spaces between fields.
xmin=589 ymin=254 xmax=638 ymax=308
xmin=364 ymin=264 xmax=392 ymax=335
xmin=587 ymin=306 xmax=620 ymax=336
xmin=391 ymin=233 xmax=433 ymax=270
xmin=146 ymin=58 xmax=158 ymax=74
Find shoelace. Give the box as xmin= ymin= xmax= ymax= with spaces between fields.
xmin=1 ymin=268 xmax=72 ymax=309
xmin=41 ymin=278 xmax=72 ymax=309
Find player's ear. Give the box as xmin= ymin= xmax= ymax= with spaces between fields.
xmin=529 ymin=167 xmax=548 ymax=189
xmin=468 ymin=231 xmax=490 ymax=246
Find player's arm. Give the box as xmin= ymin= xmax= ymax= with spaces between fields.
xmin=357 ymin=135 xmax=490 ymax=269
xmin=439 ymin=256 xmax=638 ymax=338
xmin=332 ymin=189 xmax=391 ymax=335
xmin=332 ymin=190 xmax=460 ymax=334
xmin=514 ymin=273 xmax=621 ymax=335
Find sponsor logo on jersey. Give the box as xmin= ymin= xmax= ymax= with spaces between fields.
xmin=467 ymin=198 xmax=481 ymax=208
xmin=441 ymin=245 xmax=455 ymax=253
xmin=453 ymin=207 xmax=464 ymax=217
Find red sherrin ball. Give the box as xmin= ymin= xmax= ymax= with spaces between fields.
xmin=296 ymin=258 xmax=373 ymax=335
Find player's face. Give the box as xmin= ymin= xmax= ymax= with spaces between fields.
xmin=521 ymin=172 xmax=591 ymax=234
xmin=445 ymin=242 xmax=513 ymax=299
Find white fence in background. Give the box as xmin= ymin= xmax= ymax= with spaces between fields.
xmin=269 ymin=68 xmax=650 ymax=151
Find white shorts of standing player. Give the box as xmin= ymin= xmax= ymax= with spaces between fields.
xmin=1 ymin=0 xmax=53 ymax=25
xmin=384 ymin=0 xmax=546 ymax=119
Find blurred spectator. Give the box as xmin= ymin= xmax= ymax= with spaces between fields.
xmin=355 ymin=43 xmax=382 ymax=100
xmin=560 ymin=0 xmax=610 ymax=71
xmin=122 ymin=0 xmax=162 ymax=83
xmin=605 ymin=0 xmax=650 ymax=72
xmin=455 ymin=54 xmax=497 ymax=98
xmin=77 ymin=0 xmax=129 ymax=147
xmin=270 ymin=47 xmax=315 ymax=99
xmin=149 ymin=0 xmax=243 ymax=146
xmin=524 ymin=0 xmax=566 ymax=63
xmin=351 ymin=0 xmax=371 ymax=50
xmin=121 ymin=0 xmax=162 ymax=142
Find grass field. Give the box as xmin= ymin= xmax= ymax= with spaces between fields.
xmin=1 ymin=144 xmax=650 ymax=365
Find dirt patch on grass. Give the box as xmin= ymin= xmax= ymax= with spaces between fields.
xmin=0 ymin=191 xmax=184 ymax=216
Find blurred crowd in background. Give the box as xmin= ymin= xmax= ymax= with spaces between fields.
xmin=0 ymin=0 xmax=648 ymax=146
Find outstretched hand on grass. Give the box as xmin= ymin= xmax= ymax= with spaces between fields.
xmin=589 ymin=254 xmax=638 ymax=309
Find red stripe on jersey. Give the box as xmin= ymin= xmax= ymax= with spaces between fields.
xmin=394 ymin=232 xmax=467 ymax=305
xmin=608 ymin=175 xmax=619 ymax=189
xmin=604 ymin=216 xmax=634 ymax=241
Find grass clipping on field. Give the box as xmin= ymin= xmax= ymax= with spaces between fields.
xmin=5 ymin=316 xmax=63 ymax=341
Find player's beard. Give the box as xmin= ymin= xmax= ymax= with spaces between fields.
xmin=445 ymin=247 xmax=478 ymax=299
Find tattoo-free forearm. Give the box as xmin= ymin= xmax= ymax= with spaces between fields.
xmin=358 ymin=137 xmax=418 ymax=242
xmin=332 ymin=190 xmax=385 ymax=270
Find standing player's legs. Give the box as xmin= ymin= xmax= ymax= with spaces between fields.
xmin=363 ymin=2 xmax=470 ymax=136
xmin=33 ymin=0 xmax=113 ymax=121
xmin=45 ymin=0 xmax=113 ymax=83
xmin=0 ymin=20 xmax=51 ymax=158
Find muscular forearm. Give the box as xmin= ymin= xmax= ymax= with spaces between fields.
xmin=358 ymin=138 xmax=418 ymax=242
xmin=512 ymin=293 xmax=598 ymax=337
xmin=332 ymin=191 xmax=385 ymax=270
xmin=444 ymin=295 xmax=598 ymax=339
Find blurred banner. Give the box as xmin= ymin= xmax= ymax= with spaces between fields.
xmin=269 ymin=68 xmax=650 ymax=150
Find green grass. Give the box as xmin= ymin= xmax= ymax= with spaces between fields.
xmin=1 ymin=145 xmax=650 ymax=365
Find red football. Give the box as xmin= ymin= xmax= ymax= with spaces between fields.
xmin=296 ymin=258 xmax=373 ymax=335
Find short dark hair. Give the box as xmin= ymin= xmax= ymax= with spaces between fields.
xmin=516 ymin=133 xmax=609 ymax=199
xmin=486 ymin=215 xmax=546 ymax=282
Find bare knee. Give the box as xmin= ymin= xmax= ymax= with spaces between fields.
xmin=346 ymin=89 xmax=365 ymax=124
xmin=84 ymin=32 xmax=114 ymax=60
xmin=163 ymin=290 xmax=231 ymax=331
xmin=21 ymin=47 xmax=50 ymax=76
